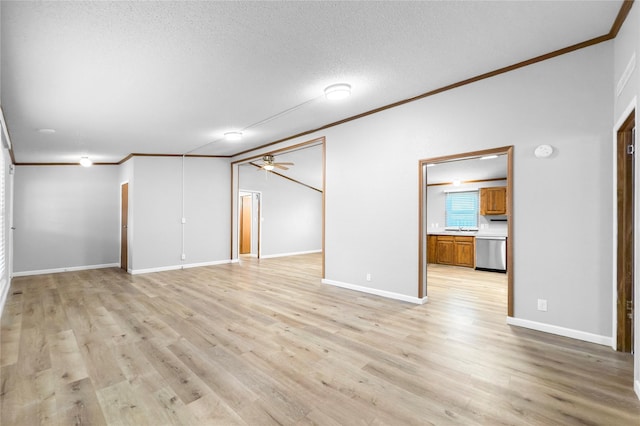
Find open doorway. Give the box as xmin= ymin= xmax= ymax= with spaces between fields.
xmin=231 ymin=137 xmax=325 ymax=276
xmin=239 ymin=191 xmax=261 ymax=257
xmin=617 ymin=110 xmax=635 ymax=353
xmin=419 ymin=146 xmax=514 ymax=315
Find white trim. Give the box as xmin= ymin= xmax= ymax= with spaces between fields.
xmin=131 ymin=259 xmax=233 ymax=275
xmin=635 ymin=379 xmax=640 ymax=400
xmin=616 ymin=52 xmax=636 ymax=97
xmin=260 ymin=249 xmax=322 ymax=259
xmin=13 ymin=263 xmax=120 ymax=277
xmin=0 ymin=106 xmax=13 ymax=150
xmin=506 ymin=317 xmax=612 ymax=347
xmin=0 ymin=276 xmax=11 ymax=319
xmin=322 ymin=278 xmax=428 ymax=305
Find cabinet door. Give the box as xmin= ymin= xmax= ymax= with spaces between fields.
xmin=480 ymin=187 xmax=507 ymax=215
xmin=436 ymin=238 xmax=455 ymax=265
xmin=427 ymin=235 xmax=438 ymax=263
xmin=454 ymin=237 xmax=475 ymax=268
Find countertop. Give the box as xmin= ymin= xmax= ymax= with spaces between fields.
xmin=427 ymin=230 xmax=508 ymax=238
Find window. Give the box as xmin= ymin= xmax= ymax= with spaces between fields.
xmin=445 ymin=190 xmax=478 ymax=229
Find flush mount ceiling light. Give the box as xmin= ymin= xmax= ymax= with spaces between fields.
xmin=224 ymin=131 xmax=243 ymax=142
xmin=324 ymin=83 xmax=351 ymax=100
xmin=79 ymin=156 xmax=93 ymax=167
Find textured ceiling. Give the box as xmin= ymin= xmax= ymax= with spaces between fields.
xmin=0 ymin=1 xmax=624 ymax=164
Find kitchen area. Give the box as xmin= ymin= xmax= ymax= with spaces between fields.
xmin=426 ymin=154 xmax=508 ymax=273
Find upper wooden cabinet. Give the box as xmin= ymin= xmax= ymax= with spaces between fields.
xmin=480 ymin=187 xmax=507 ymax=215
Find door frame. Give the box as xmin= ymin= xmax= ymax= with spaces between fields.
xmin=616 ymin=107 xmax=636 ymax=352
xmin=418 ymin=145 xmax=514 ymax=316
xmin=239 ymin=190 xmax=262 ymax=258
xmin=120 ymin=181 xmax=129 ymax=272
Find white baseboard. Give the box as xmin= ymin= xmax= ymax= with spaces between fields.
xmin=322 ymin=278 xmax=427 ymax=305
xmin=260 ymin=249 xmax=322 ymax=259
xmin=506 ymin=316 xmax=612 ymax=346
xmin=131 ymin=259 xmax=233 ymax=275
xmin=12 ymin=263 xmax=120 ymax=277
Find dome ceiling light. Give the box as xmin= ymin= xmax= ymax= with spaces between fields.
xmin=324 ymin=83 xmax=351 ymax=100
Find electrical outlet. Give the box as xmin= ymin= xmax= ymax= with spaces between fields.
xmin=366 ymin=273 xmax=372 ymax=282
xmin=181 ymin=253 xmax=186 ymax=261
xmin=537 ymin=299 xmax=547 ymax=312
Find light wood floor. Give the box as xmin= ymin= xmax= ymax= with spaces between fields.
xmin=2 ymin=254 xmax=640 ymax=425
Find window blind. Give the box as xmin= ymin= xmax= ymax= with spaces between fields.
xmin=445 ymin=190 xmax=478 ymax=228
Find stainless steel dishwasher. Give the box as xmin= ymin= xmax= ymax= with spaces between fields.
xmin=475 ymin=236 xmax=507 ymax=272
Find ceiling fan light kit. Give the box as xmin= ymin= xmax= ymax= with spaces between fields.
xmin=257 ymin=154 xmax=295 ymax=172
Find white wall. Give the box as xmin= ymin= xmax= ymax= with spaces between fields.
xmin=234 ymin=41 xmax=614 ymax=341
xmin=129 ymin=156 xmax=230 ymax=272
xmin=13 ymin=165 xmax=120 ymax=274
xmin=239 ymin=165 xmax=322 ymax=257
xmin=612 ymin=1 xmax=640 ymax=400
xmin=183 ymin=157 xmax=231 ymax=264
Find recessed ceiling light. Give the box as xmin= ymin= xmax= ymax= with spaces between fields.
xmin=224 ymin=131 xmax=243 ymax=141
xmin=38 ymin=128 xmax=56 ymax=134
xmin=79 ymin=157 xmax=93 ymax=167
xmin=324 ymin=83 xmax=351 ymax=100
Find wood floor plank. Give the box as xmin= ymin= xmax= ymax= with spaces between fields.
xmin=47 ymin=329 xmax=89 ymax=385
xmin=0 ymin=290 xmax=23 ymax=367
xmin=1 ymin=255 xmax=639 ymax=424
xmin=56 ymin=377 xmax=107 ymax=426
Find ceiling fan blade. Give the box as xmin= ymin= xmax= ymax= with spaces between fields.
xmin=274 ymin=164 xmax=289 ymax=170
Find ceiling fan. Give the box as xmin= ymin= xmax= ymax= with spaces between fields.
xmin=256 ymin=154 xmax=294 ymax=171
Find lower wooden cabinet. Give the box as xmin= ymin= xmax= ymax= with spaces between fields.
xmin=453 ymin=236 xmax=475 ymax=268
xmin=428 ymin=235 xmax=475 ymax=268
xmin=436 ymin=236 xmax=455 ymax=265
xmin=427 ymin=235 xmax=438 ymax=263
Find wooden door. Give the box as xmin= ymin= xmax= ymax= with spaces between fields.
xmin=617 ymin=111 xmax=635 ymax=352
xmin=436 ymin=237 xmax=454 ymax=265
xmin=454 ymin=237 xmax=475 ymax=268
xmin=120 ymin=183 xmax=128 ymax=271
xmin=240 ymin=195 xmax=252 ymax=254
